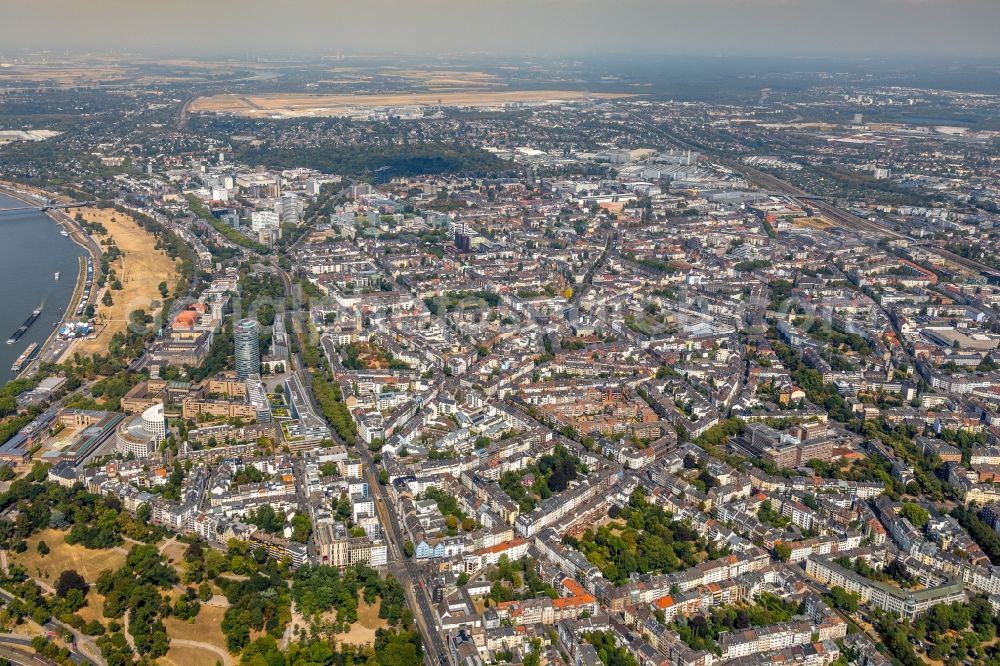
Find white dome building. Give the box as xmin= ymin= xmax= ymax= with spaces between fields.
xmin=116 ymin=403 xmax=166 ymax=459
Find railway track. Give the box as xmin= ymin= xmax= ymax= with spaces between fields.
xmin=801 ymin=198 xmax=996 ymax=274
xmin=726 ymin=161 xmax=998 ymax=276
xmin=633 ymin=115 xmax=999 ymax=279
xmin=799 ymin=198 xmax=903 ymax=240
xmin=927 ymin=246 xmax=998 ymax=276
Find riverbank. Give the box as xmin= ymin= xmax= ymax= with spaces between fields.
xmin=67 ymin=207 xmax=178 ymax=358
xmin=0 ymin=183 xmax=99 ymax=375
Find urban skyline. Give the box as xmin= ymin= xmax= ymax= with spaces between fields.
xmin=2 ymin=0 xmax=1000 ymax=59
xmin=0 ymin=6 xmax=999 ymax=666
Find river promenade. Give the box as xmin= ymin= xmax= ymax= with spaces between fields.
xmin=0 ymin=183 xmax=101 ymax=378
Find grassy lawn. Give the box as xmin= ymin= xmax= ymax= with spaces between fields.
xmin=159 ymin=539 xmax=189 ymax=566
xmin=159 ymin=644 xmax=225 ymax=666
xmin=163 ymin=605 xmax=229 ymax=650
xmin=75 ymin=589 xmax=106 ymax=625
xmin=335 ymin=597 xmax=387 ymax=647
xmin=10 ymin=617 xmax=46 ymax=637
xmin=11 ymin=529 xmax=125 ymax=584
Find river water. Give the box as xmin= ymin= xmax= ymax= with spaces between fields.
xmin=0 ymin=191 xmax=85 ymax=385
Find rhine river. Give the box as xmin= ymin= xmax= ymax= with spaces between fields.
xmin=0 ymin=191 xmax=85 ymax=385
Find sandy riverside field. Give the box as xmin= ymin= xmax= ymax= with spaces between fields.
xmin=67 ymin=207 xmax=178 ymax=358
xmin=189 ymin=90 xmax=633 ymax=118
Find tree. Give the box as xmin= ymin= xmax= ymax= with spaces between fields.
xmin=403 ymin=541 xmax=415 ymax=558
xmin=826 ymin=586 xmax=859 ymax=612
xmin=102 ymin=290 xmax=113 ymax=307
xmin=773 ymin=543 xmax=792 ymax=562
xmin=875 ymin=613 xmax=923 ymax=666
xmin=36 ymin=541 xmax=49 ymax=556
xmin=900 ymin=503 xmax=929 ymax=528
xmin=291 ymin=513 xmax=312 ymax=543
xmin=185 ymin=540 xmax=204 ymax=562
xmin=55 ymin=570 xmax=88 ymax=598
xmin=83 ymin=620 xmax=106 ymax=636
xmin=249 ymin=504 xmax=281 ymax=533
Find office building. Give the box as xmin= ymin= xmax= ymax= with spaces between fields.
xmin=250 ymin=210 xmax=280 ymax=233
xmin=234 ymin=319 xmax=261 ymax=381
xmin=116 ymin=403 xmax=167 ymax=459
xmin=246 ymin=373 xmax=273 ymax=423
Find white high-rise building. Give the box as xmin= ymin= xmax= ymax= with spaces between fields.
xmin=275 ymin=194 xmax=304 ymax=225
xmin=250 ymin=210 xmax=280 ymax=232
xmin=234 ymin=319 xmax=261 ymax=381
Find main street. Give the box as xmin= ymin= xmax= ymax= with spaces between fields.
xmin=265 ymin=191 xmax=450 ymax=666
xmin=356 ymin=442 xmax=453 ymax=666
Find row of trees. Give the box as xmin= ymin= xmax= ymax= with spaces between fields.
xmin=186 ymin=194 xmax=269 ymax=253
xmin=313 ymin=374 xmax=357 ymax=443
xmin=110 ymin=203 xmax=196 ymax=322
xmin=951 ymin=505 xmax=1000 ymax=565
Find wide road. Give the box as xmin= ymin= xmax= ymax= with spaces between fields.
xmin=268 ymin=198 xmax=448 ymax=665
xmin=356 ymin=442 xmax=453 ymax=666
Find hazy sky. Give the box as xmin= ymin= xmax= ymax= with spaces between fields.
xmin=2 ymin=0 xmax=999 ymax=59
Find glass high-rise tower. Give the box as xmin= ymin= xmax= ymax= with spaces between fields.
xmin=234 ymin=318 xmax=260 ymax=381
